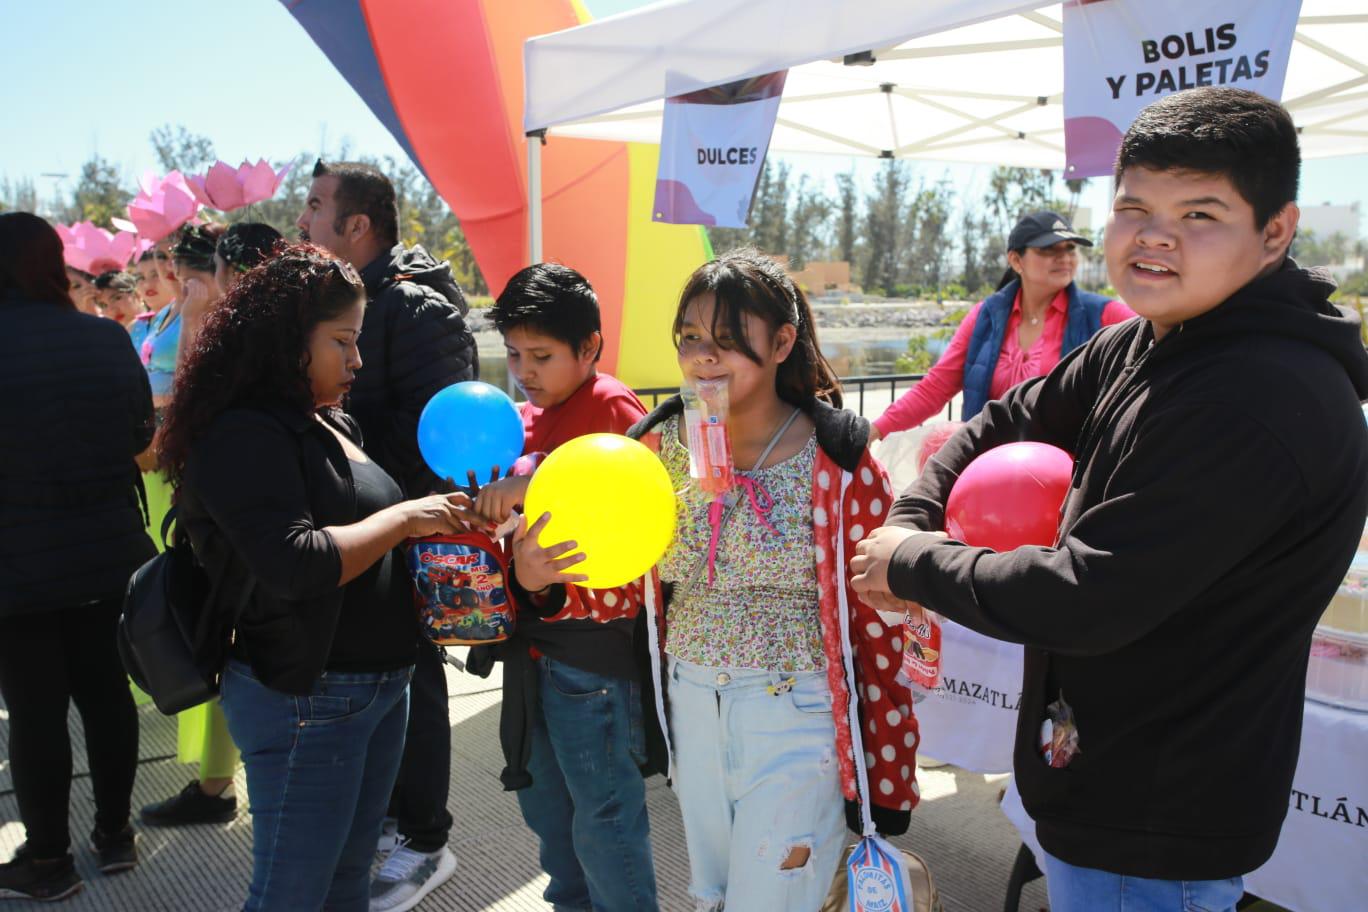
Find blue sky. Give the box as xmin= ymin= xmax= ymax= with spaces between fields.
xmin=3 ymin=0 xmax=1364 ymax=235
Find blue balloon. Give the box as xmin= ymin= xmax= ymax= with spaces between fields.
xmin=417 ymin=381 xmax=524 ymax=483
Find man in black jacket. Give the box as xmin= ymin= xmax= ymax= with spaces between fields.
xmin=300 ymin=160 xmax=475 ymax=909
xmin=852 ymin=89 xmax=1368 ymax=912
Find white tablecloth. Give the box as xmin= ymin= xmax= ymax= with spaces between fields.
xmin=1001 ymin=699 xmax=1368 ymax=912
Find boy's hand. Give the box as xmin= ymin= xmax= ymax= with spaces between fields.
xmin=851 ymin=526 xmax=946 ymax=596
xmin=512 ymin=511 xmax=590 ymax=592
xmin=860 ymin=589 xmax=929 ymax=629
xmin=475 ymin=475 xmax=532 ymax=525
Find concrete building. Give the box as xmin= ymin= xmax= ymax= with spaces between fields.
xmin=1299 ymin=202 xmax=1362 ymax=242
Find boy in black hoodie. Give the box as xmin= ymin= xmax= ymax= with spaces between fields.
xmin=851 ymin=88 xmax=1368 ymax=911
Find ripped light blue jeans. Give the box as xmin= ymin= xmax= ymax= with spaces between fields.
xmin=667 ymin=657 xmax=847 ymax=912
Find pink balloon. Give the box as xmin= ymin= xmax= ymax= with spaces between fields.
xmin=917 ymin=421 xmax=964 ymax=472
xmin=945 ymin=442 xmax=1073 ymax=551
xmin=510 ymin=452 xmax=545 ymax=477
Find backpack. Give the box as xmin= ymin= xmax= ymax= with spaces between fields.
xmin=118 ymin=507 xmax=253 ymax=715
xmin=821 ymin=842 xmax=943 ymax=912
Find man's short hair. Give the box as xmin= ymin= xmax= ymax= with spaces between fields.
xmin=492 ymin=263 xmax=602 ymax=361
xmin=1115 ymin=87 xmax=1300 ymax=228
xmin=312 ymin=159 xmax=400 ymax=246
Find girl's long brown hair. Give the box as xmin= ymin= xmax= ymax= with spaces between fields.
xmin=673 ymin=248 xmax=841 ymax=409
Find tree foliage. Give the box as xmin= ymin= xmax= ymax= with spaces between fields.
xmin=150 ymin=125 xmax=218 ymax=175
xmin=696 ymin=161 xmax=1109 ymax=300
xmin=0 ymin=126 xmax=488 ymax=293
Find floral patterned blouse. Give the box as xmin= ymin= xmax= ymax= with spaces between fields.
xmin=657 ymin=414 xmax=825 ymax=671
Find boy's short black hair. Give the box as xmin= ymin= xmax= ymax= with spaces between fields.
xmin=1115 ymin=87 xmax=1300 ymax=228
xmin=492 ymin=263 xmax=602 ymax=361
xmin=312 ymin=159 xmax=400 ymax=247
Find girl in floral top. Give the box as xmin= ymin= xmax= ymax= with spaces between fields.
xmin=632 ymin=249 xmax=920 ymax=912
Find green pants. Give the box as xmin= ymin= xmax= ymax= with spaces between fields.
xmin=141 ymin=470 xmax=241 ymax=779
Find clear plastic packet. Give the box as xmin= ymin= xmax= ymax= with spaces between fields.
xmin=1039 ymin=690 xmax=1081 ymax=768
xmin=900 ymin=608 xmax=942 ymax=694
xmin=681 ymin=378 xmax=735 ymax=497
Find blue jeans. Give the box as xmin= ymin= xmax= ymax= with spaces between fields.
xmin=1042 ymin=849 xmax=1245 ymax=912
xmin=219 ymin=660 xmax=412 ymax=912
xmin=667 ymin=658 xmax=847 ymax=912
xmin=515 ymin=656 xmax=658 ymax=912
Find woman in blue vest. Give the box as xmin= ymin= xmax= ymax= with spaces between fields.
xmin=871 ymin=211 xmax=1133 ymax=439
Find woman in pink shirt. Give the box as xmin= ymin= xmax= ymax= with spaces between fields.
xmin=871 ymin=211 xmax=1134 ymax=439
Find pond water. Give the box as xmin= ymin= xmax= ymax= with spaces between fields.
xmin=475 ymin=330 xmax=945 ymax=398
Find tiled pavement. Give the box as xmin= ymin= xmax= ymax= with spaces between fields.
xmin=0 ymin=650 xmax=1048 ymax=912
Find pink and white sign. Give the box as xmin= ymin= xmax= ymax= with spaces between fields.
xmin=1063 ymin=0 xmax=1302 ymax=178
xmin=653 ymin=71 xmax=786 ymax=228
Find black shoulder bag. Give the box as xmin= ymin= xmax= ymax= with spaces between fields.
xmin=118 ymin=506 xmax=254 ymax=715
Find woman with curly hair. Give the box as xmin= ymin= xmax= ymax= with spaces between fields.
xmin=158 ymin=244 xmax=483 ymax=911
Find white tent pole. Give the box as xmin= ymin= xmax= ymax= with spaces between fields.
xmin=527 ymin=130 xmax=546 ymax=265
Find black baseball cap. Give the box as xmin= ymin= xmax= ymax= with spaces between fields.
xmin=1008 ymin=210 xmax=1092 ymax=251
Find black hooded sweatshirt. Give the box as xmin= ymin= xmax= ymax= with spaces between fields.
xmin=350 ymin=244 xmax=478 ymax=496
xmin=884 ymin=261 xmax=1368 ymax=879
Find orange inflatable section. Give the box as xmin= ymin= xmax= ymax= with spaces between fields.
xmin=360 ymin=0 xmax=706 ymax=385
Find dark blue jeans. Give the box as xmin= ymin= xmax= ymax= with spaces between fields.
xmin=388 ymin=638 xmax=453 ymax=852
xmin=515 ymin=656 xmax=659 ymax=912
xmin=220 ymin=660 xmax=412 ymax=912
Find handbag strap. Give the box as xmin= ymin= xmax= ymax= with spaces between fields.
xmin=159 ymin=504 xmax=178 ymax=550
xmin=679 ymin=408 xmax=801 ymax=597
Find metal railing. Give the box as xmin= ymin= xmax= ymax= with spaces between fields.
xmin=634 ymin=372 xmax=955 ymax=421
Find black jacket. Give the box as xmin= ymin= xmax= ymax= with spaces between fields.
xmin=349 ymin=244 xmax=477 ymax=496
xmin=180 ymin=406 xmax=369 ymax=695
xmin=0 ymin=294 xmax=155 ymax=616
xmin=885 ymin=262 xmax=1368 ymax=879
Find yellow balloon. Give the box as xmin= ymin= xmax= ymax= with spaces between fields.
xmin=523 ymin=434 xmax=676 ymax=589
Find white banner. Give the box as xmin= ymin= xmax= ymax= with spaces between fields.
xmin=652 ymin=71 xmax=786 ymax=228
xmin=1004 ymin=700 xmax=1368 ymax=911
xmin=1062 ymin=0 xmax=1303 ymax=178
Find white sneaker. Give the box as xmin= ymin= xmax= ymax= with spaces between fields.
xmin=369 ymin=844 xmax=456 ymax=912
xmin=376 ymin=818 xmax=400 ymax=860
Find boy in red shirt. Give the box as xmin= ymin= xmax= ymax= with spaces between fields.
xmin=472 ymin=264 xmax=658 ymax=912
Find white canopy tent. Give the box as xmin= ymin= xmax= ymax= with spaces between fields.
xmin=521 ymin=0 xmax=1368 ymax=255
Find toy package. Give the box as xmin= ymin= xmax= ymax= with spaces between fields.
xmin=405 ymin=532 xmax=515 ymax=645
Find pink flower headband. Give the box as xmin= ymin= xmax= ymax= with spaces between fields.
xmin=187 ymin=159 xmax=294 ymax=212
xmin=121 ymin=170 xmax=202 ymax=243
xmin=55 ymin=221 xmax=139 ymax=274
